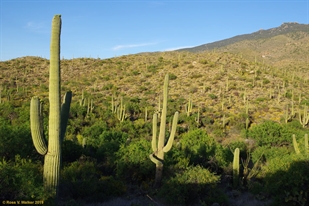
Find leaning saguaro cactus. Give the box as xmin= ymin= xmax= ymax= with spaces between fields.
xmin=30 ymin=15 xmax=72 ymax=199
xmin=149 ymin=74 xmax=179 ymax=188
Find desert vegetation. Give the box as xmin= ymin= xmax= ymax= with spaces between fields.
xmin=1 ymin=17 xmax=309 ymax=206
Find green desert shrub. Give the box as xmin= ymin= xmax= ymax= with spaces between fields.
xmin=159 ymin=165 xmax=226 ymax=205
xmin=247 ymin=120 xmax=300 ymax=147
xmin=114 ymin=120 xmax=139 ymax=139
xmin=255 ymin=154 xmax=309 ymax=205
xmin=165 ymin=147 xmax=191 ymax=171
xmin=69 ymin=101 xmax=88 ymax=119
xmin=0 ymin=155 xmax=45 ymax=200
xmin=115 ymin=139 xmax=154 ymax=184
xmin=0 ymin=122 xmax=39 ymax=161
xmin=82 ymin=120 xmax=108 ymax=140
xmin=178 ymin=129 xmax=231 ymax=169
xmin=61 ymin=160 xmax=126 ymax=202
xmin=61 ymin=160 xmax=98 ymax=201
xmin=169 ymin=73 xmax=177 ymax=79
xmin=227 ymin=140 xmax=248 ymax=160
xmin=91 ymin=131 xmax=128 ymax=163
xmin=251 ymin=145 xmax=291 ymax=163
xmin=62 ymin=140 xmax=83 ymax=163
xmin=208 ymin=93 xmax=218 ymax=99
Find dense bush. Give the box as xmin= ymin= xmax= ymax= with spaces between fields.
xmin=227 ymin=140 xmax=248 ymax=153
xmin=92 ymin=131 xmax=128 ymax=160
xmin=69 ymin=101 xmax=88 ymax=119
xmin=247 ymin=120 xmax=305 ymax=147
xmin=62 ymin=140 xmax=83 ymax=163
xmin=115 ymin=139 xmax=154 ymax=184
xmin=0 ymin=121 xmax=39 ymax=161
xmin=178 ymin=129 xmax=231 ymax=169
xmin=61 ymin=160 xmax=126 ymax=202
xmin=255 ymin=154 xmax=309 ymax=205
xmin=251 ymin=146 xmax=291 ymax=163
xmin=159 ymin=165 xmax=226 ymax=205
xmin=0 ymin=155 xmax=45 ymax=200
xmin=82 ymin=120 xmax=108 ymax=140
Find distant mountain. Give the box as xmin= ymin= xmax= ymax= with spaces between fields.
xmin=178 ymin=22 xmax=309 ymax=52
xmin=178 ymin=22 xmax=309 ymax=66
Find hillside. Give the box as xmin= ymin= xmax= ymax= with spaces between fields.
xmin=2 ymin=23 xmax=309 ymax=205
xmin=1 ymin=50 xmax=309 ymax=140
xmin=178 ymin=22 xmax=309 ymax=67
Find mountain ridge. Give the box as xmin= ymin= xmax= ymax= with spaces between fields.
xmin=178 ymin=22 xmax=309 ymax=53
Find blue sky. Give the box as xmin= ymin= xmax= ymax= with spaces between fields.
xmin=1 ymin=0 xmax=308 ymax=61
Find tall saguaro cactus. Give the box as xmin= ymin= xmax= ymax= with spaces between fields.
xmin=149 ymin=74 xmax=179 ymax=188
xmin=30 ymin=15 xmax=72 ymax=199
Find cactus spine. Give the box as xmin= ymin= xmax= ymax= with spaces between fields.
xmin=30 ymin=15 xmax=72 ymax=199
xmin=149 ymin=74 xmax=178 ymax=188
xmin=233 ymin=148 xmax=240 ymax=188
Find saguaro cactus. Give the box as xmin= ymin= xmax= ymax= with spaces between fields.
xmin=233 ymin=148 xmax=240 ymax=188
xmin=185 ymin=97 xmax=193 ymax=117
xmin=292 ymin=134 xmax=309 ymax=156
xmin=30 ymin=15 xmax=72 ymax=199
xmin=292 ymin=134 xmax=300 ymax=154
xmin=299 ymin=105 xmax=309 ymax=127
xmin=116 ymin=96 xmax=127 ymax=122
xmin=305 ymin=134 xmax=308 ymax=156
xmin=149 ymin=74 xmax=178 ymax=188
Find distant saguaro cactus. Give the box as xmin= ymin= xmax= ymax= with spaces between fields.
xmin=299 ymin=105 xmax=309 ymax=127
xmin=30 ymin=15 xmax=72 ymax=200
xmin=185 ymin=97 xmax=193 ymax=117
xmin=292 ymin=134 xmax=309 ymax=156
xmin=149 ymin=74 xmax=178 ymax=188
xmin=292 ymin=134 xmax=300 ymax=154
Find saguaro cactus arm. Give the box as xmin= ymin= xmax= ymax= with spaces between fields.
xmin=163 ymin=111 xmax=179 ymax=152
xmin=151 ymin=113 xmax=158 ymax=152
xmin=149 ymin=153 xmax=163 ymax=166
xmin=30 ymin=96 xmax=47 ymax=155
xmin=157 ymin=74 xmax=169 ymax=151
xmin=60 ymin=91 xmax=72 ymax=141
